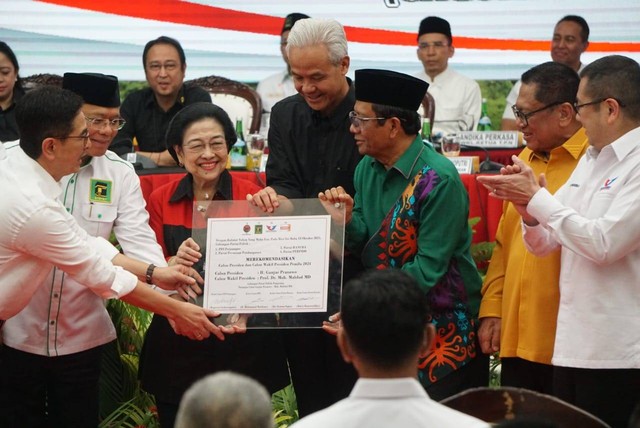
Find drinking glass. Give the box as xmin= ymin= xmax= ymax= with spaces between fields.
xmin=247 ymin=133 xmax=265 ymax=171
xmin=441 ymin=133 xmax=460 ymax=157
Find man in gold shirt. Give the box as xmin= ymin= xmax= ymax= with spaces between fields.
xmin=478 ymin=61 xmax=588 ymax=393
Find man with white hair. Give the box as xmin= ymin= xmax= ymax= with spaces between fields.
xmin=248 ymin=18 xmax=361 ymax=416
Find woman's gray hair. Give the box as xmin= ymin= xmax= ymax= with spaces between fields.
xmin=286 ymin=18 xmax=348 ymax=65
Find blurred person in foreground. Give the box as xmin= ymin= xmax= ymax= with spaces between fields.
xmin=110 ymin=35 xmax=211 ymax=165
xmin=478 ymin=62 xmax=588 ymax=394
xmin=138 ymin=102 xmax=289 ymax=428
xmin=0 ymin=41 xmax=25 ymax=143
xmin=319 ymin=68 xmax=487 ymax=400
xmin=502 ymin=15 xmax=589 ymax=130
xmin=294 ymin=269 xmax=489 ymax=428
xmin=0 ymin=86 xmax=230 ymax=426
xmin=256 ymin=12 xmax=310 ymax=113
xmin=248 ymin=18 xmax=361 ymax=416
xmin=175 ymin=371 xmax=274 ymax=428
xmin=478 ymin=55 xmax=640 ymax=428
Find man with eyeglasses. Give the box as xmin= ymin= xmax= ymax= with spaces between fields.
xmin=320 ymin=69 xmax=487 ymax=401
xmin=478 ymin=62 xmax=588 ymax=396
xmin=414 ymin=16 xmax=481 ymax=135
xmin=0 ymin=74 xmax=214 ymax=427
xmin=502 ymin=15 xmax=590 ymax=130
xmin=110 ymin=36 xmax=211 ymax=166
xmin=478 ymin=55 xmax=640 ymax=428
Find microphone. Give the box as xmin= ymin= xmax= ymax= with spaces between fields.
xmin=459 ymin=144 xmax=504 ymax=173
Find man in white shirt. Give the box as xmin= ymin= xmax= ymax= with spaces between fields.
xmin=415 ymin=16 xmax=481 ymax=136
xmin=256 ymin=12 xmax=310 ymax=113
xmin=0 ymin=85 xmax=228 ymax=427
xmin=502 ymin=15 xmax=590 ymax=130
xmin=478 ymin=55 xmax=640 ymax=428
xmin=294 ymin=269 xmax=489 ymax=428
xmin=2 ymin=73 xmax=183 ymax=427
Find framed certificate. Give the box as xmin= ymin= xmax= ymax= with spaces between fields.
xmin=190 ymin=198 xmax=345 ymax=329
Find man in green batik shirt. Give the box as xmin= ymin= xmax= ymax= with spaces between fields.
xmin=320 ymin=69 xmax=487 ymax=400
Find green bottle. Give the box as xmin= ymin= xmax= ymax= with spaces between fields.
xmin=421 ymin=117 xmax=431 ymax=142
xmin=230 ymin=118 xmax=248 ymax=170
xmin=477 ymin=98 xmax=493 ymax=131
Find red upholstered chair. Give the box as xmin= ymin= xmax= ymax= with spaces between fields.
xmin=186 ymin=75 xmax=262 ymax=135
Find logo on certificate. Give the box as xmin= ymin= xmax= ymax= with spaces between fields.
xmin=266 ymin=224 xmax=277 ymax=232
xmin=90 ymin=178 xmax=112 ymax=203
xmin=254 ymin=225 xmax=263 ymax=234
xmin=280 ymin=223 xmax=291 ymax=231
xmin=243 ymin=224 xmax=251 ymax=233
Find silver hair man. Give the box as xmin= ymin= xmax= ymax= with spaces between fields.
xmin=286 ymin=18 xmax=348 ymax=65
xmin=175 ymin=371 xmax=274 ymax=428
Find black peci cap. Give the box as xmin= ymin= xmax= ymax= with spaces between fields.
xmin=62 ymin=72 xmax=120 ymax=107
xmin=355 ymin=69 xmax=428 ymax=111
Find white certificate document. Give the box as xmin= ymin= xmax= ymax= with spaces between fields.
xmin=203 ymin=215 xmax=332 ymax=313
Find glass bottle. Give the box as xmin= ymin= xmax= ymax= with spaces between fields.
xmin=230 ymin=118 xmax=248 ymax=170
xmin=421 ymin=117 xmax=431 ymax=142
xmin=477 ymin=98 xmax=493 ymax=131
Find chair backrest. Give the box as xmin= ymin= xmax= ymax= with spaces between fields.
xmin=186 ymin=75 xmax=262 ymax=135
xmin=441 ymin=387 xmax=610 ymax=428
xmin=21 ymin=73 xmax=63 ymax=91
xmin=419 ymin=91 xmax=436 ymax=137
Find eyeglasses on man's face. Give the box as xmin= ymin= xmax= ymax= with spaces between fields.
xmin=53 ymin=131 xmax=91 ymax=145
xmin=348 ymin=111 xmax=387 ymax=128
xmin=572 ymin=97 xmax=626 ymax=114
xmin=511 ymin=101 xmax=563 ymax=127
xmin=85 ymin=116 xmax=126 ymax=131
xmin=147 ymin=61 xmax=179 ymax=73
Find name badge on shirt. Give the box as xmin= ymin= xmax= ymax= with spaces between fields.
xmin=90 ymin=178 xmax=113 ymax=203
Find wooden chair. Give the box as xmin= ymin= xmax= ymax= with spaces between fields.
xmin=21 ymin=73 xmax=63 ymax=91
xmin=186 ymin=75 xmax=262 ymax=135
xmin=441 ymin=387 xmax=610 ymax=428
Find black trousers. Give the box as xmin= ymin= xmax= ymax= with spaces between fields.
xmin=501 ymin=357 xmax=554 ymax=394
xmin=426 ymin=351 xmax=490 ymax=401
xmin=554 ymin=365 xmax=640 ymax=428
xmin=1 ymin=344 xmax=105 ymax=428
xmin=284 ymin=329 xmax=358 ymax=417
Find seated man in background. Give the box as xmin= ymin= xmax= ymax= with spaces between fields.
xmin=320 ymin=68 xmax=487 ymax=400
xmin=110 ymin=35 xmax=211 ymax=165
xmin=1 ymin=72 xmax=172 ymax=427
xmin=479 ymin=62 xmax=588 ymax=394
xmin=295 ymin=269 xmax=489 ymax=428
xmin=175 ymin=371 xmax=274 ymax=428
xmin=256 ymin=12 xmax=310 ymax=113
xmin=414 ymin=16 xmax=481 ymax=135
xmin=502 ymin=15 xmax=589 ymax=130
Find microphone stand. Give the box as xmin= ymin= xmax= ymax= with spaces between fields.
xmin=459 ymin=144 xmax=504 ymax=173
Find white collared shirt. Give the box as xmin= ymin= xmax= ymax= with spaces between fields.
xmin=415 ymin=67 xmax=482 ymax=135
xmin=256 ymin=69 xmax=296 ymax=112
xmin=293 ymin=377 xmax=489 ymax=428
xmin=523 ymin=125 xmax=640 ymax=369
xmin=2 ymin=149 xmax=166 ymax=356
xmin=0 ymin=148 xmax=138 ymax=321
